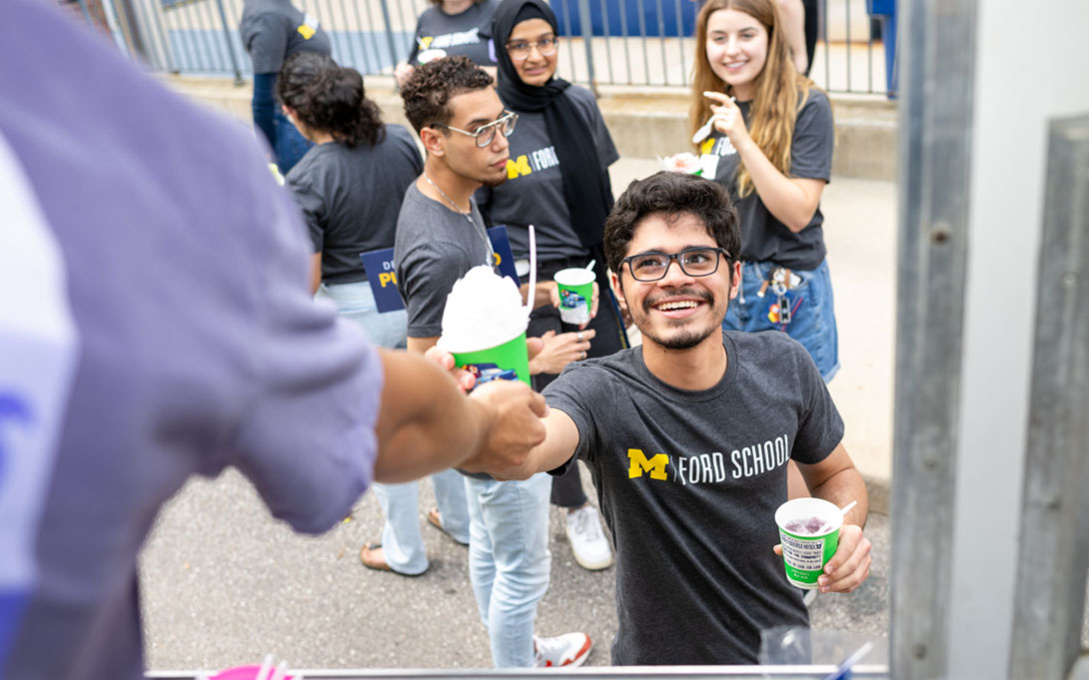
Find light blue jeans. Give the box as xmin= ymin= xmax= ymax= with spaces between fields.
xmin=318 ymin=280 xmax=468 ymax=574
xmin=316 ymin=280 xmax=407 ymax=350
xmin=464 ymin=473 xmax=553 ymax=667
xmin=372 ymin=470 xmax=471 ymax=575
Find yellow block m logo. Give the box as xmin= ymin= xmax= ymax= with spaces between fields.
xmin=628 ymin=449 xmax=668 ymax=480
xmin=506 ymin=155 xmax=532 ymax=179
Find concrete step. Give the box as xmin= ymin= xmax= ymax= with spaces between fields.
xmin=165 ymin=75 xmax=899 ymax=181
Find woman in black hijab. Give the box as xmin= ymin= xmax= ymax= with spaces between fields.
xmin=477 ymin=0 xmax=624 ymax=572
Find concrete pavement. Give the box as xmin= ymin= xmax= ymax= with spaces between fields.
xmin=142 ymin=468 xmax=890 ymax=672
xmin=141 ymin=170 xmax=897 ymax=673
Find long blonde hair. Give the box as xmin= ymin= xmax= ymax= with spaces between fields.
xmin=690 ymin=0 xmax=821 ymax=197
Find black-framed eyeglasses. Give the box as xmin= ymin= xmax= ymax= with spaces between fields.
xmin=505 ymin=36 xmax=560 ymax=61
xmin=432 ymin=111 xmax=518 ymax=148
xmin=621 ymin=247 xmax=730 ymax=282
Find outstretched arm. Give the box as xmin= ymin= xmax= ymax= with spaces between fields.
xmin=470 ymin=407 xmax=581 ymax=481
xmin=416 ymin=343 xmax=582 ymax=479
xmin=373 ymin=348 xmax=548 ymax=483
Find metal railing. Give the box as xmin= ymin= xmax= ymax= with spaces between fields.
xmin=71 ymin=0 xmax=897 ymax=96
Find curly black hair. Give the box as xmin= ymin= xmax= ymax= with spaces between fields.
xmin=604 ymin=171 xmax=741 ymax=276
xmin=277 ymin=52 xmax=384 ymax=148
xmin=400 ymin=55 xmax=494 ymax=134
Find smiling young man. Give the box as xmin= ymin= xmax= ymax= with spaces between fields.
xmin=480 ymin=171 xmax=872 ymax=665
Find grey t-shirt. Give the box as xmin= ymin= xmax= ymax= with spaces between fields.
xmin=3 ymin=2 xmax=381 ymax=676
xmin=394 ymin=182 xmax=494 ymax=338
xmin=240 ymin=0 xmax=332 ymax=73
xmin=407 ymin=0 xmax=498 ymax=67
xmin=543 ymin=330 xmax=844 ymax=665
xmin=477 ymin=85 xmax=619 ymax=261
xmin=286 ymin=124 xmax=423 ymax=283
xmin=701 ymin=88 xmax=834 ymax=270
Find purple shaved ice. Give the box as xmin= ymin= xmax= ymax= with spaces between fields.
xmin=784 ymin=516 xmax=829 ymax=536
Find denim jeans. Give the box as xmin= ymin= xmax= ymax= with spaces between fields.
xmin=371 ymin=470 xmax=471 ymax=575
xmin=317 ymin=281 xmax=407 ymax=350
xmin=723 ymin=259 xmax=840 ymax=381
xmin=464 ymin=473 xmax=552 ymax=667
xmin=273 ymin=107 xmax=313 ymax=175
xmin=318 ymin=281 xmax=462 ymax=574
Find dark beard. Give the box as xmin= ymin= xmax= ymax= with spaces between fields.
xmin=638 ymin=288 xmax=718 ymax=350
xmin=641 ymin=324 xmax=718 ymax=350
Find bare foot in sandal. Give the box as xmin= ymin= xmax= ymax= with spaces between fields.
xmin=359 ymin=543 xmax=392 ymax=572
xmin=427 ymin=508 xmax=469 ymax=546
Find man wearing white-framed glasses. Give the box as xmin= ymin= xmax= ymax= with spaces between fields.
xmin=394 ymin=56 xmax=595 ymax=669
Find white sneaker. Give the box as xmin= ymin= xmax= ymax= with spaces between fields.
xmin=566 ymin=505 xmax=613 ymax=570
xmin=534 ymin=632 xmax=592 ymax=668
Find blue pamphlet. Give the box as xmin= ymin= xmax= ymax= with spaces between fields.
xmin=360 ymin=226 xmax=520 ymax=314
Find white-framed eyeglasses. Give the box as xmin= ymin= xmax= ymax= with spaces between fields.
xmin=432 ymin=110 xmax=518 ymax=148
xmin=505 ymin=36 xmax=559 ymax=61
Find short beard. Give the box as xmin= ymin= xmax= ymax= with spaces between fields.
xmin=640 ymin=325 xmax=717 ymax=351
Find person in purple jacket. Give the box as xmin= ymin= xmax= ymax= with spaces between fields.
xmin=0 ymin=2 xmax=547 ymax=679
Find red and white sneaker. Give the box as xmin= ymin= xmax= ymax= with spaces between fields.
xmin=533 ymin=632 xmax=592 ymax=668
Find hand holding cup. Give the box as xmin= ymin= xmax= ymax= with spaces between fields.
xmin=529 ymin=329 xmax=596 ymax=375
xmin=459 ymin=380 xmax=549 ymax=479
xmin=552 ymin=271 xmax=599 ymax=329
xmin=425 ymin=338 xmax=546 ymax=392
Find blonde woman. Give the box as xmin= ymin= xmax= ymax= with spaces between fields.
xmin=691 ymin=0 xmax=838 ymax=382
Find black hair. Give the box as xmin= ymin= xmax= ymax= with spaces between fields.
xmin=400 ymin=55 xmax=494 ymax=134
xmin=277 ymin=52 xmax=384 ymax=148
xmin=604 ymin=171 xmax=741 ymax=274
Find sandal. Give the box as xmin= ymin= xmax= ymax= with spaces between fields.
xmin=426 ymin=508 xmax=444 ymax=532
xmin=359 ymin=542 xmax=427 ymax=577
xmin=359 ymin=542 xmax=392 ymax=572
xmin=427 ymin=508 xmax=469 ymax=546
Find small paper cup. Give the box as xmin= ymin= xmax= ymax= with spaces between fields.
xmin=554 ymin=268 xmax=595 ymax=326
xmin=448 ymin=330 xmax=531 ymax=386
xmin=774 ymin=498 xmax=843 ymax=589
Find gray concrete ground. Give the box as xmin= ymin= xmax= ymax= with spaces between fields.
xmin=141 ymin=169 xmax=897 ymax=673
xmin=141 ymin=468 xmax=889 ymax=672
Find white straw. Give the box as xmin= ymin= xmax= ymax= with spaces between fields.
xmin=269 ymin=660 xmax=288 ymax=680
xmin=832 ymin=641 xmax=875 ymax=675
xmin=526 ymin=225 xmax=537 ymax=312
xmin=585 ymin=259 xmax=596 ymax=271
xmin=814 ymin=499 xmax=859 ymax=538
xmin=255 ymin=655 xmax=274 ymax=680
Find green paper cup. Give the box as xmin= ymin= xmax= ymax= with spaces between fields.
xmin=554 ymin=268 xmax=595 ymax=326
xmin=449 ymin=330 xmax=531 ymax=386
xmin=774 ymin=498 xmax=843 ymax=589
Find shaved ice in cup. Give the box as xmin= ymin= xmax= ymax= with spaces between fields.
xmin=438 ymin=266 xmax=530 ymax=385
xmin=553 ymin=267 xmax=595 ymax=326
xmin=774 ymin=497 xmax=843 ymax=589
